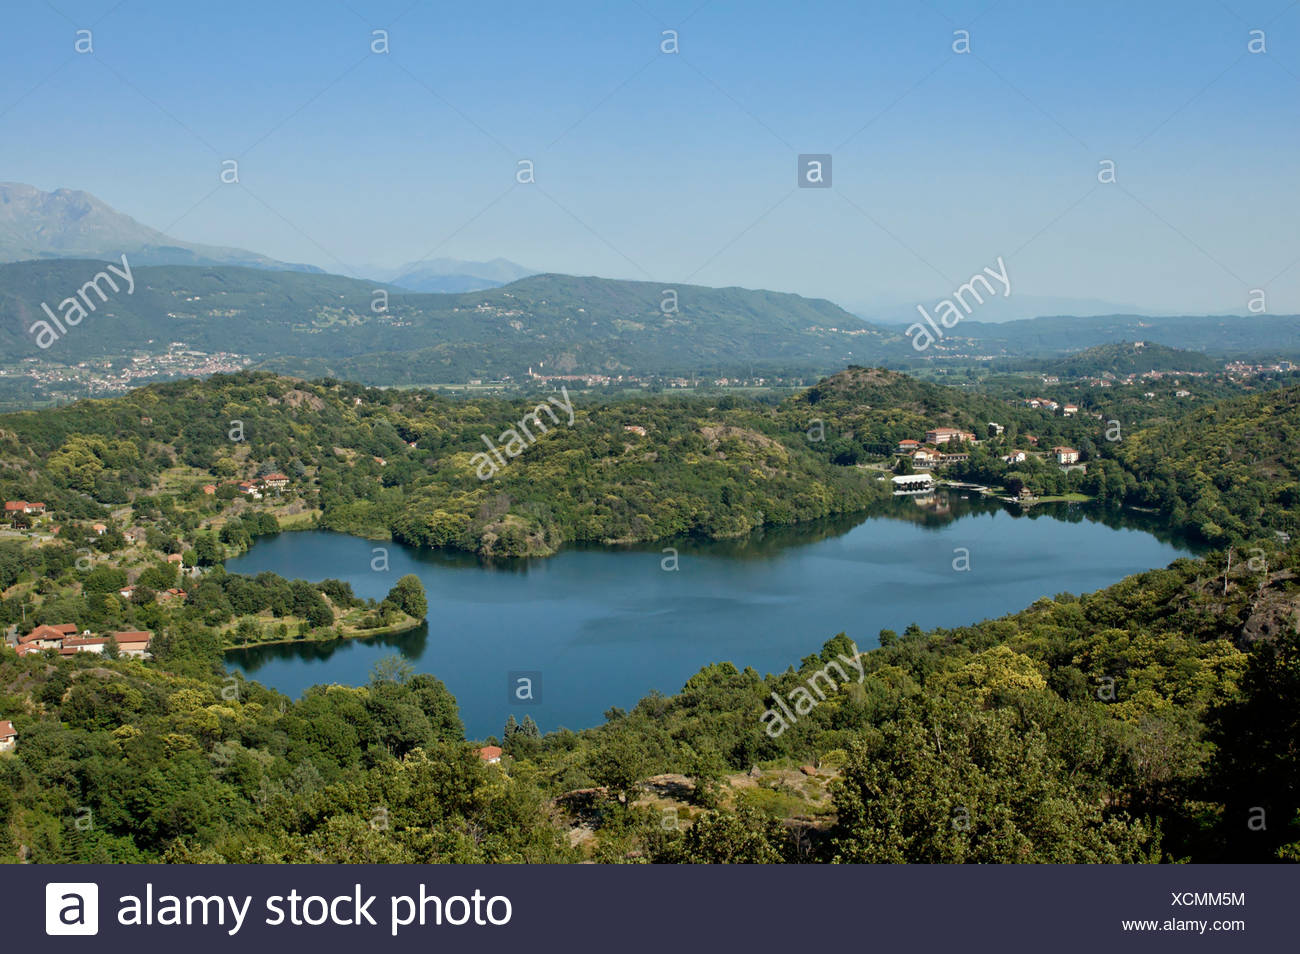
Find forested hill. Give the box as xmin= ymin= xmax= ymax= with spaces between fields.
xmin=1114 ymin=386 xmax=1300 ymax=543
xmin=0 ymin=261 xmax=903 ymax=382
xmin=1 ymin=367 xmax=1299 ymax=862
xmin=996 ymin=341 xmax=1221 ymax=377
xmin=1 ymin=501 xmax=1296 ymax=863
xmin=0 ymin=370 xmax=887 ymax=558
xmin=953 ymin=313 xmax=1300 ymax=358
xmin=3 ymin=366 xmax=1298 ymax=554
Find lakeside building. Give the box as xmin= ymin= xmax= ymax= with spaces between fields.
xmin=892 ymin=474 xmax=936 ymax=494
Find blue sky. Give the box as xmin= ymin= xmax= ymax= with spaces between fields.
xmin=3 ymin=0 xmax=1299 ymax=316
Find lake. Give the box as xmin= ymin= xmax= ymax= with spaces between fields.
xmin=225 ymin=496 xmax=1200 ymax=739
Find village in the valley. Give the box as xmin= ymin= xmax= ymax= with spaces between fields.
xmin=0 ymin=469 xmax=304 ymax=749
xmin=888 ymin=396 xmax=1089 ymax=504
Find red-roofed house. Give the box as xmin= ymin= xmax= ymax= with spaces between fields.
xmin=0 ymin=720 xmax=16 ymax=752
xmin=896 ymin=439 xmax=921 ymax=454
xmin=112 ymin=631 xmax=153 ymax=658
xmin=262 ymin=473 xmax=289 ymax=490
xmin=925 ymin=427 xmax=977 ymax=445
xmin=60 ymin=636 xmax=108 ymax=656
xmin=478 ymin=745 xmax=503 ymax=764
xmin=1053 ymin=446 xmax=1080 ymax=465
xmin=20 ymin=624 xmax=77 ymax=649
xmin=5 ymin=501 xmax=45 ymax=515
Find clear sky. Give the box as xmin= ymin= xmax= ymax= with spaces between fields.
xmin=4 ymin=0 xmax=1299 ymax=316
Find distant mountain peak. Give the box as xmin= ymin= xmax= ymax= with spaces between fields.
xmin=0 ymin=182 xmax=321 ymax=273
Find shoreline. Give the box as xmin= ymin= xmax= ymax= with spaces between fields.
xmin=219 ymin=616 xmax=425 ymax=654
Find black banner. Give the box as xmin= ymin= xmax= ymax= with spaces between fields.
xmin=9 ymin=864 xmax=1292 ymax=951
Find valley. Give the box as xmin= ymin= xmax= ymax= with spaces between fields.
xmin=0 ymin=363 xmax=1297 ymax=863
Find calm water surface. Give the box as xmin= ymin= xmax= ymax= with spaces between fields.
xmin=225 ymin=496 xmax=1200 ymax=738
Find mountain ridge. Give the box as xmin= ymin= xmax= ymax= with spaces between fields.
xmin=0 ymin=181 xmax=322 ymax=273
xmin=0 ymin=260 xmax=895 ymax=384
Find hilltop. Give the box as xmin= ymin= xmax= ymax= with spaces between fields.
xmin=0 ymin=370 xmax=886 ymax=558
xmin=1 ymin=368 xmax=1298 ymax=863
xmin=998 ymin=341 xmax=1221 ymax=377
xmin=954 ymin=313 xmax=1300 ymax=359
xmin=1115 ymin=386 xmax=1300 ymax=542
xmin=1 ymin=261 xmax=904 ymax=389
xmin=0 ymin=182 xmax=319 ymax=272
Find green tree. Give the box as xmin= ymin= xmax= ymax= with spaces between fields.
xmin=383 ymin=574 xmax=427 ymax=619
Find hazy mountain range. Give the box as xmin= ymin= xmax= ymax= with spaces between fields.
xmin=337 ymin=257 xmax=536 ymax=293
xmin=852 ymin=293 xmax=1188 ymax=325
xmin=2 ymin=184 xmax=1296 ymax=398
xmin=0 ymin=182 xmax=323 ymax=273
xmin=0 ymin=182 xmax=532 ymax=293
xmin=0 ymin=261 xmax=887 ymax=382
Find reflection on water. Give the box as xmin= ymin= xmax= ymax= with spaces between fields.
xmin=225 ymin=495 xmax=1202 ymax=738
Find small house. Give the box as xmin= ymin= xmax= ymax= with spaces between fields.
xmin=60 ymin=636 xmax=108 ymax=656
xmin=1053 ymin=446 xmax=1080 ymax=465
xmin=0 ymin=720 xmax=16 ymax=752
xmin=112 ymin=631 xmax=153 ymax=659
xmin=478 ymin=745 xmax=503 ymax=764
xmin=20 ymin=623 xmax=78 ymax=649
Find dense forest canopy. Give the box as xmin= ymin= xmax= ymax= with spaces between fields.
xmin=0 ymin=366 xmax=1297 ymax=863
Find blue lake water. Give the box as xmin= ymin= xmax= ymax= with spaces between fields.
xmin=225 ymin=496 xmax=1199 ymax=739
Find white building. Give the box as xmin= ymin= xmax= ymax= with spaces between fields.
xmin=892 ymin=474 xmax=935 ymax=494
